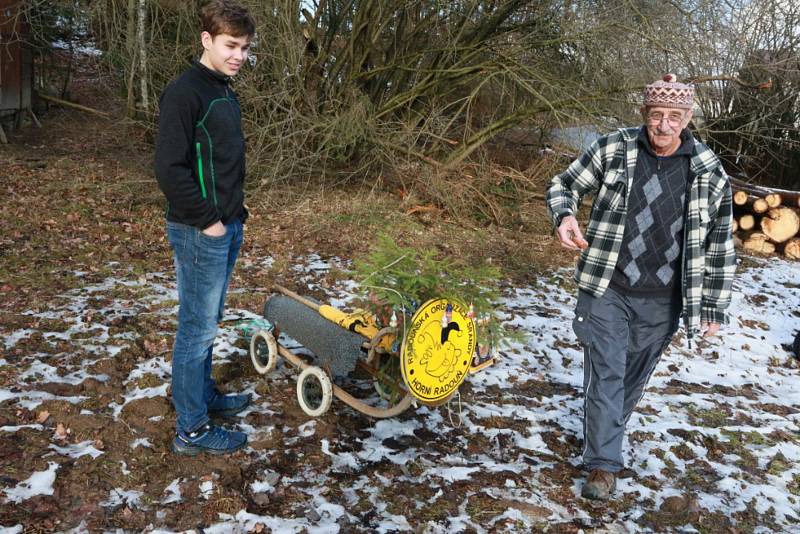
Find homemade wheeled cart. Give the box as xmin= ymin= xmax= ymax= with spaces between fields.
xmin=249 ymin=286 xmax=493 ymax=418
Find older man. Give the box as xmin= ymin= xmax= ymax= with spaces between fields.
xmin=546 ymin=74 xmax=736 ymax=500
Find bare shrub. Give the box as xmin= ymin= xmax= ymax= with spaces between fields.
xmin=18 ymin=0 xmax=800 ymax=200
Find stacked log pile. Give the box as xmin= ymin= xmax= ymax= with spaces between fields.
xmin=731 ymin=177 xmax=800 ymax=260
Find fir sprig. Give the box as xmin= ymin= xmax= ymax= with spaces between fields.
xmin=351 ymin=234 xmax=525 ymax=350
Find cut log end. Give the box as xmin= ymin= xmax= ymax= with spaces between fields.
xmin=743 ymin=237 xmax=776 ymax=255
xmin=738 ymin=214 xmax=755 ymax=231
xmin=753 ymin=198 xmax=769 ymax=214
xmin=765 ymin=193 xmax=782 ymax=208
xmin=784 ymin=238 xmax=800 ymax=260
xmin=760 ymin=207 xmax=800 ymax=243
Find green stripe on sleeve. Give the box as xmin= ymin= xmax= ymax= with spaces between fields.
xmin=195 ymin=142 xmax=207 ymax=199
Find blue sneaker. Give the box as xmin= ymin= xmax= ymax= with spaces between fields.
xmin=172 ymin=423 xmax=247 ymax=456
xmin=207 ymin=390 xmax=252 ymax=417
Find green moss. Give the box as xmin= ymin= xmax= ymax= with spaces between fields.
xmin=721 ymin=430 xmax=773 ymax=451
xmin=134 ymin=373 xmax=164 ymax=389
xmin=670 ymin=443 xmax=696 ymax=461
xmin=718 ymin=430 xmax=764 ymax=474
xmin=767 ymin=452 xmax=791 ymax=475
xmin=686 ymin=405 xmax=731 ymax=428
xmin=683 ymin=469 xmax=706 ymax=487
xmin=788 ymin=474 xmax=800 ymax=496
xmin=735 ymin=450 xmax=759 ymax=473
xmin=36 ymin=318 xmax=73 ymax=332
xmin=70 ymin=327 xmax=107 ymax=340
xmin=741 ymin=431 xmax=772 ymax=446
xmin=465 ymin=493 xmax=501 ymax=523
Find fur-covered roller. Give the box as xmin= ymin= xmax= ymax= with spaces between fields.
xmin=263 ymin=294 xmax=363 ymax=378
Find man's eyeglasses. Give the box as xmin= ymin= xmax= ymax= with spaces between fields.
xmin=647 ymin=112 xmax=686 ymax=125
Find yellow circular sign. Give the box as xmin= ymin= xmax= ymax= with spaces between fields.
xmin=401 ymin=299 xmax=477 ymax=406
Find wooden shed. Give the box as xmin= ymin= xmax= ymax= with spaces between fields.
xmin=0 ymin=0 xmax=34 ymax=143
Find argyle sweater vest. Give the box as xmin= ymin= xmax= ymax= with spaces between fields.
xmin=609 ymin=129 xmax=694 ymax=297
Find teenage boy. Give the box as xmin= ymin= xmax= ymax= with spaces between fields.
xmin=155 ymin=0 xmax=255 ymax=456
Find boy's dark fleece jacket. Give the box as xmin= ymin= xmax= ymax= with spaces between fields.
xmin=155 ymin=60 xmax=247 ymax=230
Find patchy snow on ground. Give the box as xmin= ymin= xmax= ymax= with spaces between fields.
xmin=3 ymin=463 xmax=60 ymax=503
xmin=48 ymin=440 xmax=104 ymax=459
xmin=101 ymin=488 xmax=144 ymax=510
xmin=1 ymin=256 xmax=799 ymax=532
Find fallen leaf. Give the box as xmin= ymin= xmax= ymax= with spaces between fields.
xmin=144 ymin=338 xmax=168 ymax=356
xmin=55 ymin=423 xmax=68 ymax=440
xmin=36 ymin=410 xmax=50 ymax=424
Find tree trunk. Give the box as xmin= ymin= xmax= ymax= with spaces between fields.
xmin=760 ymin=207 xmax=800 ymax=243
xmin=731 ymin=176 xmax=800 ymax=208
xmin=38 ymin=94 xmax=111 ymax=117
xmin=137 ymin=0 xmax=149 ymax=113
xmin=126 ymin=0 xmax=136 ymax=117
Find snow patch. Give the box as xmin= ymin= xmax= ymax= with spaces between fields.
xmin=3 ymin=462 xmax=59 ymax=503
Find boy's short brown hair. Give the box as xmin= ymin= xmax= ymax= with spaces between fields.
xmin=200 ymin=1 xmax=255 ymax=39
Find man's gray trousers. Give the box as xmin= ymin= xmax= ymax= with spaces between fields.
xmin=573 ymin=287 xmax=681 ymax=473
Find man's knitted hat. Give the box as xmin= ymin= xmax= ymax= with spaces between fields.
xmin=643 ymin=74 xmax=694 ymax=109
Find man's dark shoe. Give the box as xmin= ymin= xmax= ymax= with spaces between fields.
xmin=207 ymin=390 xmax=252 ymax=417
xmin=579 ymin=462 xmax=635 ymax=479
xmin=172 ymin=423 xmax=247 ymax=456
xmin=581 ymin=468 xmax=616 ymax=500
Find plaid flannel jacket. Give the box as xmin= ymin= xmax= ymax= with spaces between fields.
xmin=546 ymin=127 xmax=736 ymax=338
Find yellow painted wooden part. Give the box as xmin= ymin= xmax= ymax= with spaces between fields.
xmin=318 ymin=305 xmax=393 ymax=350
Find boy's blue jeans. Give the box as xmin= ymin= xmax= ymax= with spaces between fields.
xmin=167 ymin=219 xmax=243 ymax=434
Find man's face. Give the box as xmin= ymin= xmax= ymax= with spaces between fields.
xmin=200 ymin=32 xmax=251 ymax=76
xmin=642 ymin=106 xmax=692 ymax=154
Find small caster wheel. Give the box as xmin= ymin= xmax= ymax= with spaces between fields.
xmin=296 ymin=366 xmax=333 ymax=417
xmin=250 ymin=330 xmax=278 ymax=375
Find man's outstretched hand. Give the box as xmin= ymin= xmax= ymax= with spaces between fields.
xmin=556 ymin=215 xmax=589 ymax=250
